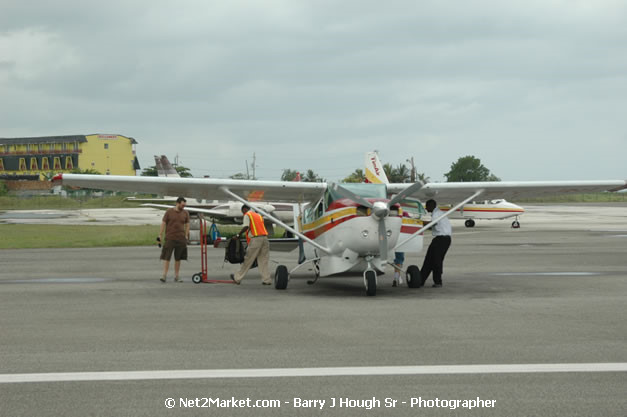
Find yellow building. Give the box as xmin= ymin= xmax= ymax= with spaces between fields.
xmin=0 ymin=134 xmax=140 ymax=179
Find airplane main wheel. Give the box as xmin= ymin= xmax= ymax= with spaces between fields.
xmin=406 ymin=265 xmax=422 ymax=288
xmin=364 ymin=270 xmax=377 ymax=296
xmin=192 ymin=273 xmax=202 ymax=284
xmin=512 ymin=220 xmax=520 ymax=229
xmin=465 ymin=219 xmax=475 ymax=228
xmin=274 ymin=265 xmax=289 ymax=290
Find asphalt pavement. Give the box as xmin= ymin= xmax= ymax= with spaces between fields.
xmin=0 ymin=204 xmax=626 ymax=416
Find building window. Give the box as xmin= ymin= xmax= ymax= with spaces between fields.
xmin=53 ymin=157 xmax=62 ymax=170
xmin=65 ymin=156 xmax=74 ymax=170
xmin=62 ymin=143 xmax=67 ymax=151
xmin=104 ymin=143 xmax=109 ymax=149
xmin=38 ymin=144 xmax=44 ymax=152
xmin=19 ymin=158 xmax=27 ymax=171
xmin=30 ymin=157 xmax=38 ymax=171
xmin=41 ymin=157 xmax=50 ymax=171
xmin=0 ymin=158 xmax=4 ymax=171
xmin=73 ymin=142 xmax=79 ymax=151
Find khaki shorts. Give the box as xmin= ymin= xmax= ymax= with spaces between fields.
xmin=160 ymin=240 xmax=188 ymax=261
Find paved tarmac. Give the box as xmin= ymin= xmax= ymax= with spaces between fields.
xmin=0 ymin=204 xmax=626 ymax=416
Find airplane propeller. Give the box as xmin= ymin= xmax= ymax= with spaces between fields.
xmin=330 ymin=181 xmax=424 ymax=262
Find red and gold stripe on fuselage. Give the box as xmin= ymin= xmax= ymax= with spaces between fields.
xmin=302 ymin=198 xmax=401 ymax=240
xmin=400 ymin=217 xmax=423 ymax=234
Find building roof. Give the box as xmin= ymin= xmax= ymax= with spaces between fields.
xmin=0 ymin=134 xmax=138 ymax=145
xmin=0 ymin=135 xmax=87 ymax=145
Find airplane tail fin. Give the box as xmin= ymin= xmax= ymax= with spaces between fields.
xmin=154 ymin=156 xmax=165 ymax=177
xmin=159 ymin=155 xmax=180 ymax=178
xmin=364 ymin=151 xmax=389 ymax=184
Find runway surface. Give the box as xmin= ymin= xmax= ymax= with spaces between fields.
xmin=1 ymin=204 xmax=626 ymax=416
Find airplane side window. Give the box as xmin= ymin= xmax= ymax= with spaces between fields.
xmin=316 ymin=201 xmax=323 ymax=218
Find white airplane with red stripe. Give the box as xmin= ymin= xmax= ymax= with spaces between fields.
xmin=54 ymin=171 xmax=626 ymax=296
xmin=364 ymin=151 xmax=525 ymax=228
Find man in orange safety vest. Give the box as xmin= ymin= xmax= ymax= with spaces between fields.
xmin=230 ymin=205 xmax=272 ymax=285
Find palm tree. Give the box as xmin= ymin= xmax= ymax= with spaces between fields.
xmin=303 ymin=169 xmax=323 ymax=182
xmin=343 ymin=169 xmax=365 ymax=183
xmin=417 ymin=172 xmax=430 ymax=183
xmin=391 ymin=164 xmax=410 ymax=183
xmin=383 ymin=163 xmax=394 ymax=182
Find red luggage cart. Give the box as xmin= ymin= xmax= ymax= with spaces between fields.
xmin=191 ymin=214 xmax=235 ymax=284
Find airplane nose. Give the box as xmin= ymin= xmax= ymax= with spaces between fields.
xmin=372 ymin=201 xmax=388 ymax=219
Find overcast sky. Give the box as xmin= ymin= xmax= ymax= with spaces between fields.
xmin=1 ymin=0 xmax=626 ymax=181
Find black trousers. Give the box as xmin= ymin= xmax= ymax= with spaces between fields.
xmin=421 ymin=236 xmax=451 ymax=285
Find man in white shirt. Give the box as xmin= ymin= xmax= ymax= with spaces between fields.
xmin=420 ymin=199 xmax=452 ymax=288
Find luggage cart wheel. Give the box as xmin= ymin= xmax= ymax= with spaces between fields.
xmin=192 ymin=273 xmax=202 ymax=284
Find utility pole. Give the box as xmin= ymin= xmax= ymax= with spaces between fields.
xmin=245 ymin=160 xmax=249 ymax=179
xmin=252 ymin=152 xmax=256 ymax=180
xmin=406 ymin=156 xmax=416 ymax=183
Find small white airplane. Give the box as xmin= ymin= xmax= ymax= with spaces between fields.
xmin=53 ymin=172 xmax=626 ymax=296
xmin=364 ymin=151 xmax=525 ymax=228
xmin=129 ymin=156 xmax=296 ymax=231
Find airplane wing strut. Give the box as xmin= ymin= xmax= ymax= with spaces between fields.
xmin=394 ymin=190 xmax=483 ymax=250
xmin=219 ymin=186 xmax=333 ymax=255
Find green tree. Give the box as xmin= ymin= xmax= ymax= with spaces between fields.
xmin=0 ymin=180 xmax=8 ymax=196
xmin=174 ymin=166 xmax=193 ymax=178
xmin=383 ymin=163 xmax=394 ymax=182
xmin=302 ymin=169 xmax=324 ymax=182
xmin=70 ymin=168 xmax=101 ymax=175
xmin=390 ymin=164 xmax=411 ymax=183
xmin=141 ymin=166 xmax=158 ymax=176
xmin=281 ymin=169 xmax=301 ymax=181
xmin=417 ymin=172 xmax=430 ymax=183
xmin=444 ymin=155 xmax=500 ymax=182
xmin=343 ymin=169 xmax=365 ymax=183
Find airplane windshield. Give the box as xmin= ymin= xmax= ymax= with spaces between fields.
xmin=330 ymin=183 xmax=387 ymax=203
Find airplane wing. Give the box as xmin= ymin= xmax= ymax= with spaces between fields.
xmin=54 ymin=174 xmax=326 ymax=203
xmin=386 ymin=180 xmax=627 ymax=203
xmin=140 ymin=203 xmax=230 ymax=218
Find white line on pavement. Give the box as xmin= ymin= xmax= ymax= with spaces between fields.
xmin=1 ymin=363 xmax=626 ymax=384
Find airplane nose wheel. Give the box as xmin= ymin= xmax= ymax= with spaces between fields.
xmin=464 ymin=219 xmax=475 ymax=228
xmin=364 ymin=270 xmax=377 ymax=296
xmin=512 ymin=218 xmax=521 ymax=228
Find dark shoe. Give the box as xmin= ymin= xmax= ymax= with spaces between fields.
xmin=262 ymin=281 xmax=272 ymax=285
xmin=174 ymin=276 xmax=182 ymax=283
xmin=230 ymin=274 xmax=240 ymax=285
xmin=160 ymin=277 xmax=166 ymax=283
xmin=432 ymin=284 xmax=442 ymax=288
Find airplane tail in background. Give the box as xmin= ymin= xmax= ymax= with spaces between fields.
xmin=159 ymin=155 xmax=180 ymax=178
xmin=153 ymin=156 xmax=165 ymax=177
xmin=364 ymin=151 xmax=389 ymax=184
